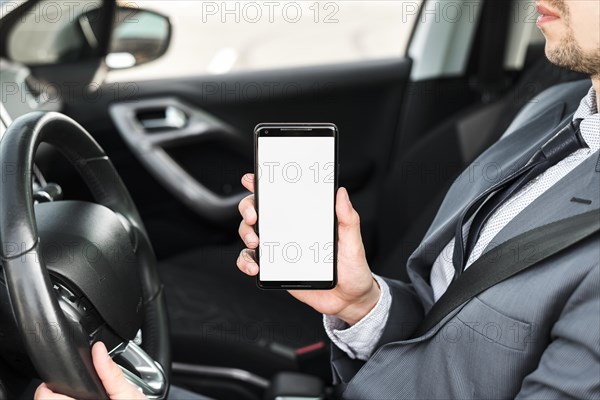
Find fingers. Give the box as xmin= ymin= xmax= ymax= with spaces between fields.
xmin=238 ymin=192 xmax=258 ymax=248
xmin=238 ymin=174 xmax=259 ymax=276
xmin=237 ymin=248 xmax=259 ymax=276
xmin=34 ymin=344 xmax=148 ymax=400
xmin=34 ymin=383 xmax=75 ymax=400
xmin=91 ymin=342 xmax=147 ymax=400
xmin=239 ymin=220 xmax=259 ymax=249
xmin=336 ymin=187 xmax=366 ymax=260
xmin=241 ymin=173 xmax=255 ymax=193
xmin=238 ymin=194 xmax=257 ymax=226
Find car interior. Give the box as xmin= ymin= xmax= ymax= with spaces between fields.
xmin=0 ymin=0 xmax=589 ymax=399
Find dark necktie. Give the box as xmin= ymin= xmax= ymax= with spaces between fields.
xmin=452 ymin=118 xmax=585 ymax=280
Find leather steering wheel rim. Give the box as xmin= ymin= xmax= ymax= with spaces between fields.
xmin=0 ymin=112 xmax=170 ymax=399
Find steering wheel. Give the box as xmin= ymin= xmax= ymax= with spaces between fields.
xmin=0 ymin=112 xmax=170 ymax=399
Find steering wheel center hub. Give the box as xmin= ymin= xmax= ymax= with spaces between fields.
xmin=35 ymin=200 xmax=143 ymax=342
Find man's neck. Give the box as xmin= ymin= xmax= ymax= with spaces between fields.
xmin=593 ymin=76 xmax=600 ymax=112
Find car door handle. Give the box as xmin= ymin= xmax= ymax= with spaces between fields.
xmin=110 ymin=97 xmax=248 ymax=222
xmin=137 ymin=105 xmax=188 ymax=131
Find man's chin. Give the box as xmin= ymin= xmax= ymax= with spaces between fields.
xmin=544 ymin=38 xmax=575 ymax=67
xmin=545 ymin=50 xmax=598 ymax=78
xmin=544 ymin=45 xmax=563 ymax=66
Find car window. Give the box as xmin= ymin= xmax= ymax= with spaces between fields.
xmin=0 ymin=0 xmax=26 ymax=18
xmin=107 ymin=0 xmax=424 ymax=82
xmin=4 ymin=0 xmax=103 ymax=64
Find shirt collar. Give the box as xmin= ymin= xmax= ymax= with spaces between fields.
xmin=573 ymin=86 xmax=599 ymax=152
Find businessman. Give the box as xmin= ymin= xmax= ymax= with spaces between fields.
xmin=37 ymin=0 xmax=599 ymax=398
xmin=237 ymin=0 xmax=600 ymax=398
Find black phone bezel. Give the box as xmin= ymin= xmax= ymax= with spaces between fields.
xmin=254 ymin=123 xmax=338 ymax=290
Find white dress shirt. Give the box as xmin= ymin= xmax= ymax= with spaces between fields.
xmin=324 ymin=86 xmax=600 ymax=361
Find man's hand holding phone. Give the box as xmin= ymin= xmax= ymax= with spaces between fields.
xmin=237 ymin=173 xmax=380 ymax=326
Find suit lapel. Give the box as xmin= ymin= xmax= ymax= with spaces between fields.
xmin=406 ymin=102 xmax=568 ymax=310
xmin=481 ymin=148 xmax=600 ymax=256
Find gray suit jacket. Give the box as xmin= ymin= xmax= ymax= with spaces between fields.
xmin=333 ymin=80 xmax=600 ymax=399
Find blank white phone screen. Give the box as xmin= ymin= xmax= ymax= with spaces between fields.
xmin=258 ymin=136 xmax=335 ymax=281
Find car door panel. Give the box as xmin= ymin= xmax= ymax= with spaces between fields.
xmin=62 ymin=58 xmax=412 ymax=257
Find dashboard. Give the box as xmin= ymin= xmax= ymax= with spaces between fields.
xmin=0 ymin=101 xmax=48 ymax=194
xmin=0 ymin=58 xmax=61 ymax=120
xmin=0 ymin=60 xmax=59 ymax=195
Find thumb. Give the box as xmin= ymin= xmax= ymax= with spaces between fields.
xmin=91 ymin=342 xmax=147 ymax=400
xmin=336 ymin=187 xmax=365 ymax=260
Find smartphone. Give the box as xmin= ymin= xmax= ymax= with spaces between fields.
xmin=254 ymin=123 xmax=338 ymax=290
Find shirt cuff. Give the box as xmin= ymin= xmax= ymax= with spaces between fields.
xmin=323 ymin=274 xmax=392 ymax=360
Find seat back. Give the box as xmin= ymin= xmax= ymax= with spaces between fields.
xmin=374 ymin=46 xmax=588 ymax=281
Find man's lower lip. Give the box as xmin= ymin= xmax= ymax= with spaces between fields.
xmin=537 ymin=15 xmax=559 ymax=26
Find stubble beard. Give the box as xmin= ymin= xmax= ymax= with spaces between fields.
xmin=546 ymin=28 xmax=600 ymax=79
xmin=542 ymin=0 xmax=600 ymax=79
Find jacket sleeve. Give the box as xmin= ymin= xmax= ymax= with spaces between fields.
xmin=331 ymin=276 xmax=424 ymax=384
xmin=516 ymin=265 xmax=600 ymax=399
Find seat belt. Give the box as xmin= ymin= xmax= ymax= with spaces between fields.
xmin=413 ymin=209 xmax=600 ymax=338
